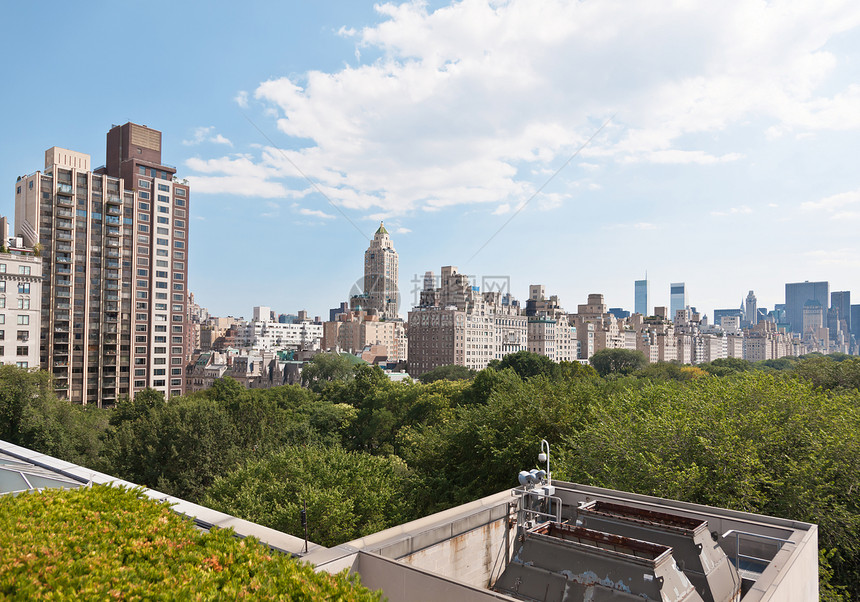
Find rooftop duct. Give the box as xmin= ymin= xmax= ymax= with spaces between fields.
xmin=494 ymin=522 xmax=704 ymax=601
xmin=572 ymin=501 xmax=740 ymax=602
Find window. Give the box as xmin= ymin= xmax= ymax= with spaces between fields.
xmin=154 ymin=380 xmax=166 ymax=387
xmin=171 ymin=357 xmax=183 ymax=365
xmin=0 ymin=316 xmax=5 ymax=325
xmin=134 ymin=358 xmax=146 ymax=365
xmin=134 ymin=380 xmax=146 ymax=388
xmin=175 ymin=230 xmax=185 ymax=239
xmin=172 ymin=314 xmax=183 ymax=322
xmin=138 ymin=213 xmax=150 ymax=222
xmin=172 ymin=346 xmax=183 ymax=354
xmin=154 ymin=336 xmax=167 ymax=343
xmin=16 ymin=299 xmax=29 ymax=310
xmin=154 ymin=347 xmax=166 ymax=354
xmin=0 ymin=298 xmax=5 ymax=309
xmin=173 ymin=273 xmax=184 ymax=281
xmin=136 ymin=269 xmax=149 ymax=277
xmin=138 ymin=235 xmax=150 ymax=244
xmin=138 ymin=224 xmax=150 ymax=233
xmin=156 ymin=270 xmax=168 ymax=279
xmin=134 ymin=369 xmax=146 ymax=376
xmin=175 ymin=188 xmax=186 ymax=197
xmin=136 ymin=291 xmax=148 ymax=299
xmin=16 ymin=331 xmax=28 ymax=342
xmin=154 ymin=303 xmax=167 ymax=310
xmin=17 ymin=315 xmax=28 ymax=325
xmin=16 ymin=362 xmax=28 ymax=369
xmin=154 ymin=369 xmax=166 ymax=376
xmin=154 ymin=357 xmax=166 ymax=365
xmin=158 ymin=206 xmax=169 ymax=214
xmin=172 ymin=294 xmax=183 ymax=302
xmin=172 ymin=325 xmax=183 ymax=333
xmin=155 ymin=325 xmax=167 ymax=332
xmin=18 ymin=266 xmax=30 ymax=275
xmin=156 ymin=282 xmax=167 ymax=289
xmin=175 ymin=220 xmax=185 ymax=228
xmin=138 ymin=179 xmax=150 ymax=189
xmin=158 ymin=195 xmax=169 ymax=203
xmin=135 ymin=335 xmax=147 ymax=343
xmin=172 ymin=336 xmax=183 ymax=344
xmin=156 ymin=249 xmax=168 ymax=257
xmin=137 ymin=280 xmax=148 ymax=288
xmin=135 ymin=325 xmax=147 ymax=332
xmin=139 ymin=166 xmax=146 ymax=175
xmin=137 ymin=257 xmax=149 ymax=266
xmin=135 ymin=313 xmax=147 ymax=321
xmin=156 ymin=260 xmax=168 ymax=268
xmin=139 ymin=202 xmax=150 ymax=210
xmin=174 ymin=241 xmax=185 ymax=249
xmin=156 ymin=227 xmax=169 ymax=235
xmin=0 ymin=283 xmax=4 ymax=294
xmin=173 ymin=283 xmax=184 ymax=291
xmin=16 ymin=346 xmax=27 ymax=356
xmin=176 ymin=198 xmax=186 ymax=207
xmin=157 ymin=184 xmax=170 ymax=192
xmin=157 ymin=238 xmax=168 ymax=246
xmin=172 ymin=304 xmax=182 ymax=312
xmin=138 ymin=191 xmax=150 ymax=200
xmin=135 ymin=346 xmax=146 ymax=354
xmin=17 ymin=283 xmax=29 ymax=294
xmin=0 ymin=264 xmax=6 ymax=273
xmin=157 ymin=217 xmax=169 ymax=224
xmin=171 ymin=368 xmax=182 ymax=375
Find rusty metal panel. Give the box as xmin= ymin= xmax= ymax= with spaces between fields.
xmin=494 ymin=523 xmax=704 ymax=601
xmin=574 ymin=501 xmax=740 ymax=602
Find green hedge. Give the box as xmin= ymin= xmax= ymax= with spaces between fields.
xmin=0 ymin=485 xmax=383 ymax=600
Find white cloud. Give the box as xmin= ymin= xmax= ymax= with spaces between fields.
xmin=235 ymin=91 xmax=249 ymax=108
xmin=194 ymin=0 xmax=860 ymax=215
xmin=801 ymin=189 xmax=860 ymax=217
xmin=183 ymin=126 xmax=233 ymax=147
xmin=710 ymin=206 xmax=753 ymax=217
xmin=395 ymin=226 xmax=411 ymax=234
xmin=298 ymin=207 xmax=336 ymax=220
xmin=492 ymin=203 xmax=511 ymax=215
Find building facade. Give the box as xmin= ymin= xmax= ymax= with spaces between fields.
xmin=634 ymin=278 xmax=649 ymax=316
xmin=362 ymin=222 xmax=399 ymax=320
xmin=13 ymin=123 xmax=189 ymax=406
xmin=0 ymin=249 xmax=42 ymax=369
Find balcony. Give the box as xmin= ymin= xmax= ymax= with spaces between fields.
xmin=54 ymin=326 xmax=69 ymax=333
xmin=105 ymin=238 xmax=119 ymax=248
xmin=56 ymin=183 xmax=73 ymax=195
xmin=56 ymin=196 xmax=73 ymax=206
xmin=55 ymin=282 xmax=71 ymax=290
xmin=56 ymin=208 xmax=73 ymax=217
xmin=107 ymin=195 xmax=121 ymax=204
xmin=55 ymin=266 xmax=71 ymax=275
xmin=56 ymin=254 xmax=71 ymax=263
xmin=53 ymin=361 xmax=68 ymax=368
xmin=55 ymin=231 xmax=72 ymax=240
xmin=105 ymin=294 xmax=118 ymax=301
xmin=56 ymin=242 xmax=72 ymax=252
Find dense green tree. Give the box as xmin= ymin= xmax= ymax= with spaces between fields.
xmin=0 ymin=366 xmax=55 ymax=443
xmin=563 ymin=372 xmax=860 ymax=596
xmin=301 ymin=352 xmax=359 ymax=392
xmin=489 ymin=350 xmax=556 ymax=379
xmin=203 ymin=446 xmax=409 ymax=547
xmin=794 ymin=355 xmax=860 ymax=392
xmin=589 ymin=348 xmax=648 ymax=376
xmin=699 ymin=357 xmax=751 ymax=376
xmin=418 ymin=364 xmax=475 ymax=383
xmin=103 ymin=397 xmax=240 ymax=500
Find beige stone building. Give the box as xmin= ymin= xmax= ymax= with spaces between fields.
xmin=0 ymin=245 xmax=42 ymax=369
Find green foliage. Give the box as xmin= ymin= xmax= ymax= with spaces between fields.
xmin=564 ymin=372 xmax=860 ymax=596
xmin=794 ymin=355 xmax=860 ymax=392
xmin=0 ymin=485 xmax=381 ymax=600
xmin=203 ymin=446 xmax=409 ymax=547
xmin=698 ymin=357 xmax=752 ymax=376
xmin=102 ymin=396 xmax=241 ymax=500
xmin=489 ymin=350 xmax=556 ymax=379
xmin=301 ymin=352 xmax=359 ymax=392
xmin=418 ymin=364 xmax=475 ymax=383
xmin=589 ymin=348 xmax=648 ymax=376
xmin=400 ymin=376 xmax=602 ymax=514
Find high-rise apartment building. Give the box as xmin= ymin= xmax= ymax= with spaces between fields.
xmin=634 ymin=278 xmax=649 ymax=316
xmin=785 ymin=281 xmax=829 ymax=334
xmin=362 ymin=222 xmax=399 ymax=319
xmin=13 ymin=123 xmax=189 ymax=407
xmin=669 ymin=282 xmax=686 ymax=318
xmin=103 ymin=123 xmax=189 ymax=399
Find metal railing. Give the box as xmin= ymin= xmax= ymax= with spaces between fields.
xmin=722 ymin=530 xmax=793 ymax=568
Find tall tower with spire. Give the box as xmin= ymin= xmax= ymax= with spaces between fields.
xmin=363 ymin=222 xmax=400 ymax=319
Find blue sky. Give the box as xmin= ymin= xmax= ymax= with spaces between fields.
xmin=2 ymin=0 xmax=859 ymax=320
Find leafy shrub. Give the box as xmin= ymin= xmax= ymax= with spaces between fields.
xmin=0 ymin=485 xmax=382 ymax=600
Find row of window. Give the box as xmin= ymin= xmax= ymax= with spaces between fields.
xmin=0 ymin=265 xmax=32 ymax=275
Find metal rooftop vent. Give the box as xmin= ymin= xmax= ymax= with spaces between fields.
xmin=494 ymin=522 xmax=704 ymax=601
xmin=572 ymin=501 xmax=740 ymax=602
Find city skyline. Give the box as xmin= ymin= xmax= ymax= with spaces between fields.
xmin=2 ymin=1 xmax=859 ymax=320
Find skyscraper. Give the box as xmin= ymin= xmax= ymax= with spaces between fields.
xmin=104 ymin=123 xmax=189 ymax=400
xmin=831 ymin=291 xmax=851 ymax=334
xmin=634 ymin=278 xmax=649 ymax=316
xmin=745 ymin=290 xmax=758 ymax=326
xmin=363 ymin=222 xmax=399 ymax=319
xmin=669 ymin=282 xmax=686 ymax=317
xmin=14 ymin=124 xmax=189 ymax=407
xmin=785 ymin=281 xmax=829 ymax=334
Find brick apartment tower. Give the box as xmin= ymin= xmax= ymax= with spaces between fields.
xmin=104 ymin=123 xmax=189 ymax=401
xmin=14 ymin=123 xmax=188 ymax=407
